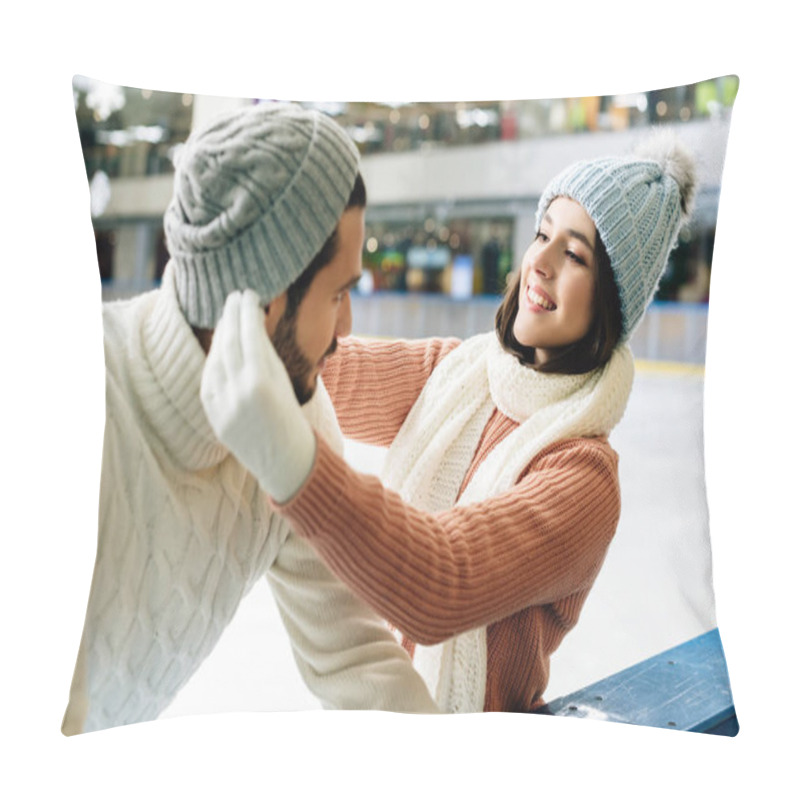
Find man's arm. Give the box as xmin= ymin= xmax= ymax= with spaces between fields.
xmin=266 ymin=530 xmax=440 ymax=712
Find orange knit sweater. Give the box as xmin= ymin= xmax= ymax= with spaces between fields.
xmin=278 ymin=336 xmax=622 ymax=712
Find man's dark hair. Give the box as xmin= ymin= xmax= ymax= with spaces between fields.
xmin=193 ymin=172 xmax=366 ymax=352
xmin=284 ymin=172 xmax=367 ymax=318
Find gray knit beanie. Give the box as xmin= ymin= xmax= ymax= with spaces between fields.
xmin=536 ymin=131 xmax=696 ymax=341
xmin=164 ymin=102 xmax=360 ymax=329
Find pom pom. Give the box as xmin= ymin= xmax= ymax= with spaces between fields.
xmin=635 ymin=131 xmax=697 ymax=221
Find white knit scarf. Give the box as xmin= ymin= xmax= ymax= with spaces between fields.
xmin=381 ymin=331 xmax=635 ymax=712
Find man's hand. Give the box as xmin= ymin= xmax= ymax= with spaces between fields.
xmin=200 ymin=289 xmax=316 ymax=503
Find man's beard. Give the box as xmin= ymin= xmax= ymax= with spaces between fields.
xmin=271 ymin=310 xmax=337 ymax=406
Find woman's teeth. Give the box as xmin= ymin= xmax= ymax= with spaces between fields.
xmin=527 ymin=285 xmax=556 ymax=310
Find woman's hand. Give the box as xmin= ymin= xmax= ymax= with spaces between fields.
xmin=200 ymin=289 xmax=316 ymax=503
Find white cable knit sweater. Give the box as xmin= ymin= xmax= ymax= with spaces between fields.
xmin=62 ymin=263 xmax=438 ymax=734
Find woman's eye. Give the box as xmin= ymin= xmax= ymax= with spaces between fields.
xmin=567 ymin=250 xmax=586 ymax=266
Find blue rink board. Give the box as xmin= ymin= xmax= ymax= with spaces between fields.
xmin=534 ymin=628 xmax=738 ymax=735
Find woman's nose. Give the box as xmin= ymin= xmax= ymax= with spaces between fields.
xmin=533 ymin=246 xmax=554 ymax=278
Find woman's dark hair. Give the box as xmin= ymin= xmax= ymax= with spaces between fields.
xmin=495 ymin=225 xmax=623 ymax=375
xmin=284 ymin=171 xmax=367 ymax=317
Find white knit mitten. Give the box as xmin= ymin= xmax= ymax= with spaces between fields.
xmin=200 ymin=289 xmax=316 ymax=503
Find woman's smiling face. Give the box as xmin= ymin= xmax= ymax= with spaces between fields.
xmin=513 ymin=197 xmax=598 ymax=366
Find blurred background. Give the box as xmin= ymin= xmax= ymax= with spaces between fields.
xmin=71 ymin=76 xmax=737 ymax=715
xmin=74 ymin=75 xmax=736 ymax=364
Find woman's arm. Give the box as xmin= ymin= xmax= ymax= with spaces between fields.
xmin=200 ymin=293 xmax=618 ymax=644
xmin=276 ymin=435 xmax=621 ymax=645
xmin=322 ymin=336 xmax=460 ymax=446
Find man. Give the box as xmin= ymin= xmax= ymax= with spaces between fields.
xmin=62 ymin=102 xmax=438 ymax=735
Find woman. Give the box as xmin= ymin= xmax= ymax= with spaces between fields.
xmin=201 ymin=133 xmax=696 ymax=713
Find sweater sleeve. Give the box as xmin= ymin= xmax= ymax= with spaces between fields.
xmin=276 ymin=435 xmax=621 ymax=646
xmin=321 ymin=336 xmax=461 ymax=446
xmin=266 ymin=531 xmax=440 ymax=712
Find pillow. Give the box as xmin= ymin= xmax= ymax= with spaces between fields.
xmin=64 ymin=75 xmax=739 ymax=737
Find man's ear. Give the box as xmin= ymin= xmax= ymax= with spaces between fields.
xmin=263 ymin=290 xmax=288 ymax=339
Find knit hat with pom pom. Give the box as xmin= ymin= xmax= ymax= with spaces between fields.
xmin=536 ymin=131 xmax=696 ymax=341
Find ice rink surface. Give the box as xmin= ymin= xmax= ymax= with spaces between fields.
xmin=162 ymin=362 xmax=717 ymax=719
